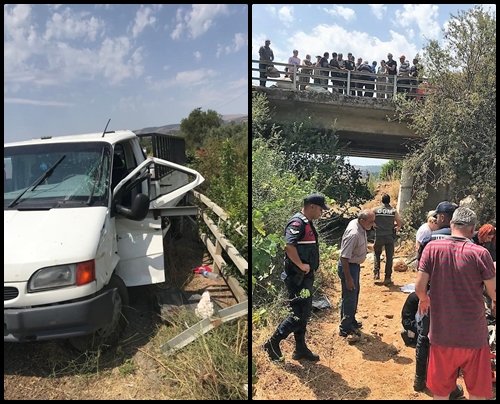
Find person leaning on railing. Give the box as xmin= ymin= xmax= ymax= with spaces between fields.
xmin=376 ymin=61 xmax=388 ymax=99
xmin=398 ymin=55 xmax=411 ymax=95
xmin=299 ymin=54 xmax=313 ymax=90
xmin=409 ymin=58 xmax=420 ymax=98
xmin=319 ymin=52 xmax=330 ymax=90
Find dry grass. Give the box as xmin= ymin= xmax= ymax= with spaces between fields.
xmin=149 ymin=308 xmax=248 ymax=400
xmin=362 ymin=180 xmax=400 ymax=210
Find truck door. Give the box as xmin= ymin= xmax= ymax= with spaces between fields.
xmin=111 ymin=136 xmax=204 ymax=287
xmin=112 ymin=139 xmax=165 ymax=287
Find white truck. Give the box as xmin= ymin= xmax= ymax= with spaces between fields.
xmin=4 ymin=129 xmax=204 ymax=349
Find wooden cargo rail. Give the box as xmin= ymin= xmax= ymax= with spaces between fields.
xmin=193 ymin=191 xmax=248 ymax=303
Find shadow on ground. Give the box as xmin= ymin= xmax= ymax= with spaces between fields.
xmin=283 ymin=361 xmax=371 ymax=400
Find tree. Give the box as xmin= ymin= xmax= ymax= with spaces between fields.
xmin=379 ymin=160 xmax=403 ymax=181
xmin=180 ymin=108 xmax=223 ymax=150
xmin=252 ymin=92 xmax=373 ymax=210
xmin=394 ymin=6 xmax=496 ymax=224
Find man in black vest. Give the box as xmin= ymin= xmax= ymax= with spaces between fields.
xmin=264 ymin=193 xmax=329 ymax=362
xmin=373 ymin=194 xmax=402 ymax=285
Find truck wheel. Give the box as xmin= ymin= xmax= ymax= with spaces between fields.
xmin=69 ymin=275 xmax=129 ymax=352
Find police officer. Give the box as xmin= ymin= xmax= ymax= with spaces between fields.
xmin=373 ymin=194 xmax=402 ymax=285
xmin=263 ymin=193 xmax=329 ymax=362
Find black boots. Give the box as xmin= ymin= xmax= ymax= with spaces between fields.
xmin=413 ymin=375 xmax=426 ymax=392
xmin=414 ymin=334 xmax=429 ymax=391
xmin=263 ymin=330 xmax=284 ymax=361
xmin=292 ymin=332 xmax=320 ymax=361
xmin=414 ymin=350 xmax=427 ymax=391
xmin=264 ymin=330 xmax=319 ymax=362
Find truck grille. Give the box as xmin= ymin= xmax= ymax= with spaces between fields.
xmin=4 ymin=287 xmax=19 ymax=301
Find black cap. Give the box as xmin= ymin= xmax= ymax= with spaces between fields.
xmin=304 ymin=194 xmax=330 ymax=210
xmin=433 ymin=201 xmax=458 ymax=217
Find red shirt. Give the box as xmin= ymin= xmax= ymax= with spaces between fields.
xmin=419 ymin=236 xmax=495 ymax=348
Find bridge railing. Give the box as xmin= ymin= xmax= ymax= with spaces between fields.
xmin=251 ymin=59 xmax=428 ymax=99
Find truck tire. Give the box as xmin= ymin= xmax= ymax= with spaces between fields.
xmin=68 ymin=274 xmax=129 ymax=352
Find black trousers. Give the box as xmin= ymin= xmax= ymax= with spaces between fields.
xmin=259 ymin=63 xmax=268 ymax=87
xmin=374 ymin=235 xmax=395 ymax=279
xmin=277 ymin=272 xmax=314 ymax=338
xmin=415 ymin=313 xmax=430 ymax=379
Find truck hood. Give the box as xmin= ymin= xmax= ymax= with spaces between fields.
xmin=4 ymin=207 xmax=108 ymax=282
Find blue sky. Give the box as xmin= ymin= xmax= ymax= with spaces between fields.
xmin=252 ymin=3 xmax=496 ymax=166
xmin=4 ymin=4 xmax=248 ymax=143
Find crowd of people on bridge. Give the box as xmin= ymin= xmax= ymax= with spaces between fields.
xmin=258 ymin=39 xmax=424 ymax=99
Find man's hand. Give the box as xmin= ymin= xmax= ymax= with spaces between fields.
xmin=299 ymin=263 xmax=311 ymax=274
xmin=418 ymin=296 xmax=430 ymax=315
xmin=345 ymin=277 xmax=355 ymax=291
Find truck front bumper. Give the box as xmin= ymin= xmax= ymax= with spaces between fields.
xmin=4 ymin=288 xmax=117 ymax=342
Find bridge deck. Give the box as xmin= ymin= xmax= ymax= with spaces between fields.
xmin=253 ymin=86 xmax=420 ymax=159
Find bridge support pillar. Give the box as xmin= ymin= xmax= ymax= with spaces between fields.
xmin=423 ymin=180 xmax=451 ymax=214
xmin=397 ymin=162 xmax=413 ymax=215
xmin=397 ymin=163 xmax=452 ymax=219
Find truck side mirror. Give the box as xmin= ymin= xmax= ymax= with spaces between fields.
xmin=115 ymin=193 xmax=149 ymax=221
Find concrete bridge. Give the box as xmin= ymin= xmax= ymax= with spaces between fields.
xmin=252 ymin=84 xmax=449 ymax=215
xmin=252 ymin=86 xmax=419 ymax=160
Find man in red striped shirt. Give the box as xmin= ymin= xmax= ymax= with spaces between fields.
xmin=416 ymin=207 xmax=496 ymax=399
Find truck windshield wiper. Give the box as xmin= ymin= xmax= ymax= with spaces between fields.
xmin=8 ymin=155 xmax=66 ymax=208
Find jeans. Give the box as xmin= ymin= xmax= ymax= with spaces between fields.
xmin=374 ymin=235 xmax=395 ymax=279
xmin=337 ymin=262 xmax=361 ymax=335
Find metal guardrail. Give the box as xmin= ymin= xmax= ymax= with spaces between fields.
xmin=193 ymin=191 xmax=248 ymax=303
xmin=160 ymin=301 xmax=248 ymax=355
xmin=252 ymin=59 xmax=427 ymax=99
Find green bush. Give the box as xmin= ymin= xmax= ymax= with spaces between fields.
xmin=379 ymin=160 xmax=403 ymax=181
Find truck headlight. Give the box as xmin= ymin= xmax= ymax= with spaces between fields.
xmin=28 ymin=260 xmax=95 ymax=292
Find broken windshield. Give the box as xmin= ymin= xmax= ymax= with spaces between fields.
xmin=4 ymin=142 xmax=111 ymax=209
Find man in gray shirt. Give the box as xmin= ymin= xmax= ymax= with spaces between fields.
xmin=338 ymin=209 xmax=376 ymax=343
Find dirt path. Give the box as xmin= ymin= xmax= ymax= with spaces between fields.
xmin=253 ymin=251 xmax=494 ymax=400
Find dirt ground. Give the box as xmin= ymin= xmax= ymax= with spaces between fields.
xmin=4 ymin=223 xmax=238 ymax=400
xmin=253 ymin=248 xmax=496 ymax=400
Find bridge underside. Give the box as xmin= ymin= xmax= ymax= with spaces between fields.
xmin=332 ymin=130 xmax=417 ymax=160
xmin=255 ymin=87 xmax=421 ymax=160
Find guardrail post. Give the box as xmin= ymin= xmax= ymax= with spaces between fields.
xmin=393 ymin=75 xmax=398 ymax=97
xmin=346 ymin=70 xmax=351 ymax=95
xmin=213 ymin=237 xmax=223 ymax=274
